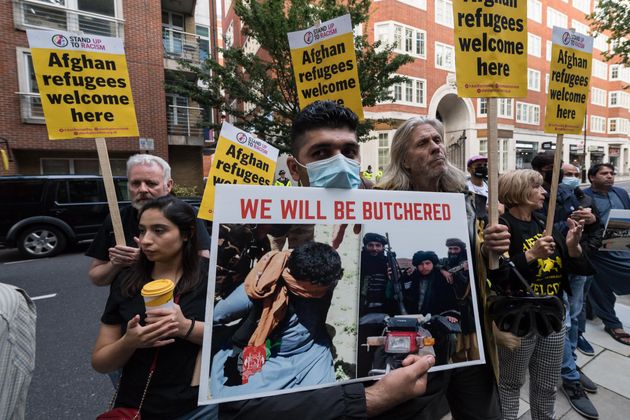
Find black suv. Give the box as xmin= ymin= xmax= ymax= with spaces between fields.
xmin=0 ymin=175 xmax=130 ymax=258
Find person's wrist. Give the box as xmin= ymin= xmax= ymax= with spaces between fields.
xmin=182 ymin=317 xmax=195 ymax=339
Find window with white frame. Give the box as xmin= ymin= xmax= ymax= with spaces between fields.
xmin=591 ymin=87 xmax=606 ymax=106
xmin=528 ymin=69 xmax=541 ymax=91
xmin=545 ymin=73 xmax=549 ymax=93
xmin=546 ymin=40 xmax=552 ymax=62
xmin=610 ymin=64 xmax=620 ymax=80
xmin=478 ymin=138 xmax=509 ymax=172
xmin=15 ymin=0 xmax=122 ymax=37
xmin=435 ymin=42 xmax=455 ymax=70
xmin=590 ymin=115 xmax=606 ymax=133
xmin=529 ymin=33 xmax=542 ymax=57
xmin=609 ymin=91 xmax=630 ymax=108
xmin=592 ymin=59 xmax=608 ymax=80
xmin=528 ymin=0 xmax=542 ymax=22
xmin=516 ymin=102 xmax=540 ymax=125
xmin=378 ymin=132 xmax=391 ymax=169
xmin=397 ymin=0 xmax=426 ymax=9
xmin=243 ymin=35 xmax=260 ymax=55
xmin=435 ymin=0 xmax=454 ymax=28
xmin=593 ymin=33 xmax=608 ymax=52
xmin=374 ymin=22 xmax=426 ymax=58
xmin=196 ymin=25 xmax=210 ymax=61
xmin=477 ymin=98 xmax=512 ymax=117
xmin=390 ymin=75 xmax=426 ymax=106
xmin=573 ymin=0 xmax=591 ymax=14
xmin=16 ymin=48 xmax=44 ymax=122
xmin=571 ymin=20 xmax=589 ymax=37
xmin=609 ymin=91 xmax=619 ymax=107
xmin=608 ymin=118 xmax=628 ymax=134
xmin=547 ymin=8 xmax=568 ymax=29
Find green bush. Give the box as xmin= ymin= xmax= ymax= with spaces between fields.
xmin=171 ymin=184 xmax=199 ymax=197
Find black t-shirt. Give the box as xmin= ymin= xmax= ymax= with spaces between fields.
xmin=86 ymin=205 xmax=211 ymax=261
xmin=500 ymin=213 xmax=563 ymax=296
xmin=101 ymin=261 xmax=208 ymax=418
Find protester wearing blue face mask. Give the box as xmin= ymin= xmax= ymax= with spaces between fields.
xmin=293 ymin=152 xmax=362 ymax=189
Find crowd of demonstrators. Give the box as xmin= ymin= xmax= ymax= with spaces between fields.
xmin=530 ymin=152 xmax=601 ymax=418
xmin=92 ymin=196 xmax=209 ymax=418
xmin=496 ymin=169 xmax=592 ymax=420
xmin=211 ymin=242 xmax=343 ymax=398
xmin=584 ymin=163 xmax=630 ymax=345
xmin=86 ymin=154 xmax=211 ymax=287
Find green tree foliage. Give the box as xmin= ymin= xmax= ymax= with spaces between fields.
xmin=588 ymin=0 xmax=630 ymax=66
xmin=168 ymin=0 xmax=413 ymax=153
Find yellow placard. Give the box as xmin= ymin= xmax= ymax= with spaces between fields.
xmin=288 ymin=14 xmax=364 ymax=119
xmin=198 ymin=123 xmax=279 ymax=221
xmin=27 ymin=30 xmax=138 ymax=140
xmin=544 ymin=28 xmax=593 ymax=134
xmin=452 ymin=0 xmax=527 ymax=98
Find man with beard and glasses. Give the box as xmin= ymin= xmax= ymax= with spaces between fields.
xmin=439 ymin=238 xmax=478 ymax=362
xmin=86 ymin=154 xmax=211 ymax=286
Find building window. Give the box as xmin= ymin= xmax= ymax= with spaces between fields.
xmin=162 ymin=11 xmax=185 ymax=56
xmin=397 ymin=0 xmax=427 ymax=9
xmin=573 ymin=0 xmax=591 ymax=14
xmin=378 ymin=132 xmax=391 ymax=169
xmin=547 ymin=7 xmax=568 ymax=29
xmin=374 ymin=22 xmax=426 ymax=58
xmin=498 ymin=99 xmax=513 ymax=119
xmin=545 ymin=73 xmax=549 ymax=93
xmin=478 ymin=98 xmax=488 ymax=116
xmin=610 ymin=65 xmax=620 ymax=80
xmin=593 ymin=33 xmax=608 ymax=52
xmin=390 ymin=75 xmax=426 ymax=106
xmin=15 ymin=0 xmax=122 ymax=37
xmin=528 ymin=33 xmax=542 ymax=57
xmin=592 ymin=59 xmax=608 ymax=80
xmin=608 ymin=118 xmax=618 ymax=133
xmin=224 ymin=21 xmax=234 ymax=49
xmin=435 ymin=0 xmax=454 ymax=28
xmin=590 ymin=116 xmax=606 ymax=133
xmin=516 ymin=102 xmax=540 ymax=125
xmin=41 ymin=158 xmax=126 ymax=175
xmin=243 ymin=35 xmax=261 ymax=56
xmin=528 ymin=0 xmax=542 ymax=22
xmin=528 ymin=69 xmax=541 ymax=91
xmin=591 ymin=87 xmax=606 ymax=106
xmin=608 ymin=91 xmax=630 ymax=108
xmin=609 ymin=92 xmax=618 ymax=107
xmin=16 ymin=49 xmax=44 ymax=122
xmin=196 ymin=25 xmax=210 ymax=61
xmin=435 ymin=42 xmax=455 ymax=71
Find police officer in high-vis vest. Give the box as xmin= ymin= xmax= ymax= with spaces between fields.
xmin=274 ymin=169 xmax=292 ymax=186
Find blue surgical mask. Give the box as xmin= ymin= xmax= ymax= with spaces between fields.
xmin=298 ymin=154 xmax=362 ymax=189
xmin=561 ymin=176 xmax=580 ymax=190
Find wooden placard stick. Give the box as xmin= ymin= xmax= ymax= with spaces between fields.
xmin=95 ymin=138 xmax=125 ymax=246
xmin=487 ymin=98 xmax=499 ymax=269
xmin=544 ymin=134 xmax=564 ymax=235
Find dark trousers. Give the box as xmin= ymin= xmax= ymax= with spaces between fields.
xmin=373 ymin=363 xmax=501 ymax=420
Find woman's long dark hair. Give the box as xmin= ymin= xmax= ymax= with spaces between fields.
xmin=121 ymin=196 xmax=200 ymax=297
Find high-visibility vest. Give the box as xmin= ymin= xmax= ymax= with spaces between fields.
xmin=274 ymin=178 xmax=292 ymax=186
xmin=363 ymin=171 xmax=373 ymax=180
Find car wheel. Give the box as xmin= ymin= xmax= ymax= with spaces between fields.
xmin=17 ymin=225 xmax=67 ymax=258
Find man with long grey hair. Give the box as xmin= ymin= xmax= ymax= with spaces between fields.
xmin=376 ymin=116 xmax=510 ymax=420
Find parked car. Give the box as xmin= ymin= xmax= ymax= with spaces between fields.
xmin=0 ymin=175 xmax=202 ymax=258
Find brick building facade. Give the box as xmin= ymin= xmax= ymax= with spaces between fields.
xmin=220 ymin=0 xmax=629 ymax=175
xmin=1 ymin=0 xmax=217 ymax=190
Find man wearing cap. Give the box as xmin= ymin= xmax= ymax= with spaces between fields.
xmin=274 ymin=169 xmax=292 ymax=186
xmin=466 ymin=155 xmax=488 ymax=197
xmin=440 ymin=238 xmax=478 ymax=362
xmin=359 ymin=233 xmax=393 ymax=316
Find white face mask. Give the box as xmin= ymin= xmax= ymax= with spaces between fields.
xmin=296 ymin=154 xmax=362 ymax=189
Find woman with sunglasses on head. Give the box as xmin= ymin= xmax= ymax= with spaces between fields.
xmin=92 ymin=196 xmax=208 ymax=419
xmin=496 ymin=169 xmax=592 ymax=420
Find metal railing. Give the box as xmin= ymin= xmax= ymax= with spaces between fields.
xmin=167 ymin=104 xmax=204 ymax=137
xmin=16 ymin=92 xmax=45 ymax=122
xmin=162 ymin=27 xmax=201 ymax=63
xmin=14 ymin=0 xmax=124 ymax=37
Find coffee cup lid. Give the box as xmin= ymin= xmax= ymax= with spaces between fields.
xmin=141 ymin=279 xmax=175 ymax=297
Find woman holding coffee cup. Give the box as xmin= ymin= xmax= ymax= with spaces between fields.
xmin=92 ymin=196 xmax=207 ymax=418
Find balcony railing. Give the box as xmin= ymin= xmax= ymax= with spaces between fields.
xmin=16 ymin=92 xmax=45 ymax=123
xmin=167 ymin=104 xmax=204 ymax=137
xmin=14 ymin=0 xmax=124 ymax=37
xmin=162 ymin=27 xmax=201 ymax=63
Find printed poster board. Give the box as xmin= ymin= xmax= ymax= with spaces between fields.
xmin=198 ymin=186 xmax=484 ymax=404
xmin=600 ymin=209 xmax=630 ymax=251
xmin=198 ymin=123 xmax=279 ymax=221
xmin=26 ymin=29 xmax=138 ymax=139
xmin=544 ymin=27 xmax=593 ymax=134
xmin=288 ymin=14 xmax=364 ymax=120
xmin=452 ymin=0 xmax=528 ymax=98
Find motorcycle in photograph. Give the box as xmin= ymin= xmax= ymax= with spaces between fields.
xmin=361 ymin=310 xmax=461 ymax=375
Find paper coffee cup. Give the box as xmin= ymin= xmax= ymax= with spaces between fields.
xmin=141 ymin=279 xmax=175 ymax=311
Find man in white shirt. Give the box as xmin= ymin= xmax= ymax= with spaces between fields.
xmin=466 ymin=155 xmax=488 ymax=197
